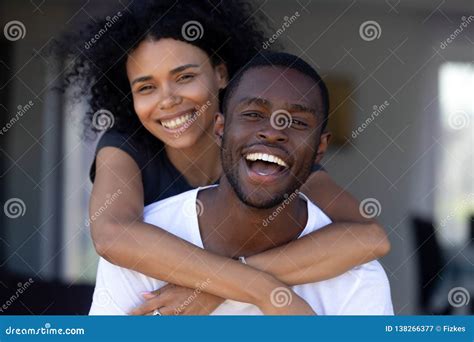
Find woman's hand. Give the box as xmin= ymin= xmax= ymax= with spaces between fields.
xmin=129 ymin=284 xmax=225 ymax=316
xmin=258 ymin=287 xmax=316 ymax=316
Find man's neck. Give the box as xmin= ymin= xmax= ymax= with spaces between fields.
xmin=197 ymin=177 xmax=308 ymax=258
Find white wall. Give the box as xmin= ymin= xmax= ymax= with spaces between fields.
xmin=261 ymin=1 xmax=473 ymax=314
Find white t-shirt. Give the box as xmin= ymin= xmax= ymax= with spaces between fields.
xmin=90 ymin=186 xmax=393 ymax=315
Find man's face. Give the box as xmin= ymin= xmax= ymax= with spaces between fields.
xmin=219 ymin=66 xmax=326 ymax=209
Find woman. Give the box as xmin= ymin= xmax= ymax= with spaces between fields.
xmin=60 ymin=0 xmax=390 ymax=315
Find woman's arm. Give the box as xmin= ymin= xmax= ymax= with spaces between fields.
xmin=90 ymin=147 xmax=312 ymax=314
xmin=246 ymin=170 xmax=391 ymax=285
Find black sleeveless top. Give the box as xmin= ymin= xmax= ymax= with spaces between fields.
xmin=90 ymin=128 xmax=325 ymax=206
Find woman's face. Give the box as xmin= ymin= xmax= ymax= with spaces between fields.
xmin=126 ymin=38 xmax=227 ymax=149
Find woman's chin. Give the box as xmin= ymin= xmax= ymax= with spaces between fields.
xmin=161 ymin=132 xmax=199 ymax=150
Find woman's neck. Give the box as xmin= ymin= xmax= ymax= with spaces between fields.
xmin=165 ymin=131 xmax=222 ymax=187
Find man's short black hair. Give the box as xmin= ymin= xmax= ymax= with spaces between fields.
xmin=221 ymin=51 xmax=330 ymax=131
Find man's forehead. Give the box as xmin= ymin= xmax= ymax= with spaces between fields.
xmin=232 ymin=67 xmax=320 ymax=107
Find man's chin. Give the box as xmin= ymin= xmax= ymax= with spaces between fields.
xmin=238 ymin=192 xmax=287 ymax=210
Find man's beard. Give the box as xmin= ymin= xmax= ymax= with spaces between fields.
xmin=220 ymin=137 xmax=314 ymax=210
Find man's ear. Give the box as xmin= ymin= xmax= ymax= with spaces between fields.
xmin=315 ymin=131 xmax=331 ymax=164
xmin=215 ymin=63 xmax=229 ymax=89
xmin=214 ymin=112 xmax=225 ymax=147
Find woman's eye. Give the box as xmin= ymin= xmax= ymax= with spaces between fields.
xmin=137 ymin=85 xmax=155 ymax=94
xmin=177 ymin=74 xmax=195 ymax=83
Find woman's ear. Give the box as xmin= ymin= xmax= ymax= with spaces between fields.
xmin=315 ymin=131 xmax=331 ymax=164
xmin=215 ymin=63 xmax=229 ymax=89
xmin=214 ymin=112 xmax=225 ymax=146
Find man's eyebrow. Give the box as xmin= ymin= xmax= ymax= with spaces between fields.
xmin=237 ymin=97 xmax=317 ymax=114
xmin=286 ymin=103 xmax=317 ymax=115
xmin=131 ymin=64 xmax=200 ymax=86
xmin=237 ymin=97 xmax=271 ymax=108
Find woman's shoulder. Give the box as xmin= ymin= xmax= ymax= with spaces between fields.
xmin=90 ymin=127 xmax=165 ymax=182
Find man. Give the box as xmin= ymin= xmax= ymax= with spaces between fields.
xmin=90 ymin=52 xmax=393 ymax=315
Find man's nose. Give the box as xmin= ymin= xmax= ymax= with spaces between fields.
xmin=256 ymin=124 xmax=289 ymax=144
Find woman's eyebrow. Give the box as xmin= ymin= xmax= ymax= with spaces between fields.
xmin=169 ymin=63 xmax=200 ymax=75
xmin=131 ymin=64 xmax=200 ymax=86
xmin=131 ymin=75 xmax=153 ymax=86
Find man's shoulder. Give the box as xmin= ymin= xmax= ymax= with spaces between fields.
xmin=143 ymin=187 xmax=200 ymax=217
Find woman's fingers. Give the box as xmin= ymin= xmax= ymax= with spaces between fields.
xmin=129 ymin=295 xmax=167 ymax=315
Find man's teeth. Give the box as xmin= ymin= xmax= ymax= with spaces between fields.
xmin=245 ymin=153 xmax=288 ymax=168
xmin=160 ymin=113 xmax=194 ymax=129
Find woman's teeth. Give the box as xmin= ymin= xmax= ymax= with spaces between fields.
xmin=245 ymin=152 xmax=288 ymax=168
xmin=160 ymin=113 xmax=194 ymax=130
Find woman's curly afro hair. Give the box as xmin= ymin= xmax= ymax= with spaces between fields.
xmin=57 ymin=0 xmax=273 ymax=140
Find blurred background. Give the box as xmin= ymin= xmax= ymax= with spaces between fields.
xmin=0 ymin=0 xmax=472 ymax=315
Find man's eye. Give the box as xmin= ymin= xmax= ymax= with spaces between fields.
xmin=242 ymin=112 xmax=262 ymax=119
xmin=291 ymin=119 xmax=308 ymax=128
